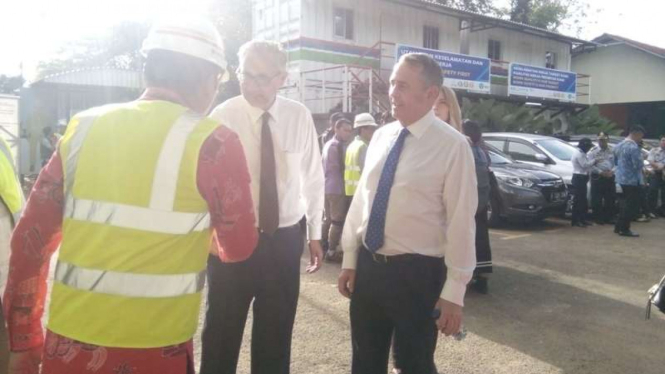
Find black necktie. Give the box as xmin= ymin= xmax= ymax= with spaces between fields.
xmin=259 ymin=112 xmax=279 ymax=235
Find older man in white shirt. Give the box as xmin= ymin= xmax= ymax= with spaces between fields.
xmin=202 ymin=41 xmax=325 ymax=374
xmin=338 ymin=53 xmax=477 ymax=373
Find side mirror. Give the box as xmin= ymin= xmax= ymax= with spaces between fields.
xmin=535 ymin=154 xmax=550 ymax=164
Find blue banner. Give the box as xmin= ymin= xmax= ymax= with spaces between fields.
xmin=395 ymin=44 xmax=491 ymax=93
xmin=509 ymin=63 xmax=577 ymax=102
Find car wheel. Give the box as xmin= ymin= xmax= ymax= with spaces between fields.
xmin=487 ymin=196 xmax=502 ymax=227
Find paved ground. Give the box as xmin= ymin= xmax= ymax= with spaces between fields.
xmin=192 ymin=217 xmax=665 ymax=374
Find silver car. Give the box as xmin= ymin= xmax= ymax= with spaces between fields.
xmin=483 ymin=133 xmax=577 ymax=186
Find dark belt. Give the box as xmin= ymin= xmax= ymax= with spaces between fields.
xmin=361 ymin=246 xmax=439 ymax=264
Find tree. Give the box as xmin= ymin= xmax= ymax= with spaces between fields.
xmin=0 ymin=75 xmax=25 ymax=95
xmin=507 ymin=0 xmax=590 ymax=33
xmin=435 ymin=0 xmax=496 ymax=14
xmin=434 ymin=0 xmax=592 ymax=34
xmin=36 ymin=22 xmax=149 ymax=79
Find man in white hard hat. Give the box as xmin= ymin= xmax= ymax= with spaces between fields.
xmin=202 ymin=40 xmax=324 ymax=374
xmin=4 ymin=18 xmax=257 ymax=374
xmin=344 ymin=113 xmax=378 ymax=198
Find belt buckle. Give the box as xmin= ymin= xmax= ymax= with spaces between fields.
xmin=371 ymin=252 xmax=387 ymax=264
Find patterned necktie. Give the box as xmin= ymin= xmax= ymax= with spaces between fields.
xmin=259 ymin=112 xmax=279 ymax=235
xmin=365 ymin=127 xmax=410 ymax=252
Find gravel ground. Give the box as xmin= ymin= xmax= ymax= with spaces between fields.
xmin=47 ymin=217 xmax=665 ymax=373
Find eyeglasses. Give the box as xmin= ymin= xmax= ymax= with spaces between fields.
xmin=236 ymin=69 xmax=282 ymax=86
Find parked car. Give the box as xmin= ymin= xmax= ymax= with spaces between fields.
xmin=483 ymin=133 xmax=578 ymax=213
xmin=483 ymin=133 xmax=577 ymax=185
xmin=486 ymin=146 xmax=568 ymax=226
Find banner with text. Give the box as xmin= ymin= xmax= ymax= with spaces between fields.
xmin=508 ymin=63 xmax=577 ymax=102
xmin=395 ymin=44 xmax=491 ymax=93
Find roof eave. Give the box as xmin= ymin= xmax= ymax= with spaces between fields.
xmin=386 ymin=0 xmax=596 ymax=47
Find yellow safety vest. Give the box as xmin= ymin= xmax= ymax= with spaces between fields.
xmin=49 ymin=100 xmax=218 ymax=348
xmin=344 ymin=137 xmax=367 ymax=196
xmin=0 ymin=137 xmax=24 ymax=225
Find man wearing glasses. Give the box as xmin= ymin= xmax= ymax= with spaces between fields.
xmin=202 ymin=41 xmax=325 ymax=374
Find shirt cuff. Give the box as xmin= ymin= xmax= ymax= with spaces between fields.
xmin=341 ymin=248 xmax=359 ymax=269
xmin=307 ymin=221 xmax=321 ymax=241
xmin=440 ymin=278 xmax=468 ymax=307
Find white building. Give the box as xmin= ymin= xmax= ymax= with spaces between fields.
xmin=252 ymin=0 xmax=593 ymax=116
xmin=572 ymin=34 xmax=665 ymax=134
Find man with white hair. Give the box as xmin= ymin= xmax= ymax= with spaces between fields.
xmin=203 ymin=40 xmax=324 ymax=374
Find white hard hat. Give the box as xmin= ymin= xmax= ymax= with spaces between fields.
xmin=354 ymin=113 xmax=378 ymax=129
xmin=142 ymin=18 xmax=229 ymax=82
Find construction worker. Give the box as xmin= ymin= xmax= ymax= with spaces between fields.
xmin=0 ymin=137 xmax=25 ymax=372
xmin=344 ymin=113 xmax=379 ymax=198
xmin=4 ymin=18 xmax=257 ymax=374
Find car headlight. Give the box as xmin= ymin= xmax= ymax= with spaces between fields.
xmin=495 ymin=174 xmax=535 ymax=188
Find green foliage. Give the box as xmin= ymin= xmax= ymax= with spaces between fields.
xmin=565 ymin=105 xmax=621 ymax=136
xmin=36 ymin=22 xmax=149 ymax=79
xmin=462 ymin=98 xmax=619 ymax=136
xmin=435 ymin=0 xmax=497 ymax=14
xmin=462 ymin=97 xmax=552 ymax=134
xmin=436 ymin=0 xmax=593 ymax=35
xmin=505 ymin=0 xmax=591 ymax=33
xmin=35 ymin=1 xmax=253 ymax=81
xmin=0 ymin=75 xmax=25 ymax=94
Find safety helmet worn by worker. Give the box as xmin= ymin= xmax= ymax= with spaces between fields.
xmin=142 ymin=18 xmax=230 ymax=82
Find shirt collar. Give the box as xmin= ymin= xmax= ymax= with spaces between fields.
xmin=244 ymin=96 xmax=280 ymax=124
xmin=139 ymin=88 xmax=188 ymax=108
xmin=401 ymin=110 xmax=435 ymax=139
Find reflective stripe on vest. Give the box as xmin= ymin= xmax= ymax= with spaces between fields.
xmin=55 ymin=261 xmax=206 ymax=298
xmin=63 ymin=196 xmax=211 ymax=235
xmin=59 ymin=110 xmax=209 ymax=299
xmin=63 ymin=111 xmax=210 ymax=234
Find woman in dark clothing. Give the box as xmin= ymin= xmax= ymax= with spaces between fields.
xmin=463 ymin=120 xmax=493 ymax=294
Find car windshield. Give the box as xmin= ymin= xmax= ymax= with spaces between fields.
xmin=486 ymin=145 xmax=513 ymax=164
xmin=535 ymin=139 xmax=576 ymax=161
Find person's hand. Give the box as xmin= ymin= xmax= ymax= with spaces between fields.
xmin=306 ymin=240 xmax=324 ymax=274
xmin=435 ymin=298 xmax=463 ymax=336
xmin=338 ymin=269 xmax=356 ymax=298
xmin=9 ymin=349 xmax=42 ymax=374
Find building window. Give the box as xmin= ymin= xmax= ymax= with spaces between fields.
xmin=488 ymin=39 xmax=502 ymax=60
xmin=423 ymin=26 xmax=439 ymax=50
xmin=333 ymin=7 xmax=354 ymax=40
xmin=545 ymin=51 xmax=557 ymax=69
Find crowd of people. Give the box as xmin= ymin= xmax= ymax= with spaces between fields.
xmin=570 ymin=127 xmax=665 ymax=237
xmin=0 ymin=15 xmax=659 ymax=374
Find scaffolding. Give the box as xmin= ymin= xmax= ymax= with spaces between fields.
xmin=288 ymin=40 xmax=592 ymax=116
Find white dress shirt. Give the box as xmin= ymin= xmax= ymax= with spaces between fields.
xmin=341 ymin=111 xmax=478 ymax=306
xmin=571 ymin=149 xmax=595 ymax=175
xmin=210 ymin=96 xmax=324 ymax=240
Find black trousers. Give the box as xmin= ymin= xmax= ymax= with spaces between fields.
xmin=648 ymin=172 xmax=665 ymax=214
xmin=351 ymin=248 xmax=445 ymax=374
xmin=200 ymin=224 xmax=304 ymax=374
xmin=474 ymin=206 xmax=493 ymax=274
xmin=591 ymin=175 xmax=616 ymax=222
xmin=572 ymin=174 xmax=590 ymax=224
xmin=616 ymin=185 xmax=641 ymax=233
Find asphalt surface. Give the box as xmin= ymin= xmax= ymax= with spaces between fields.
xmin=191 ymin=217 xmax=665 ymax=374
